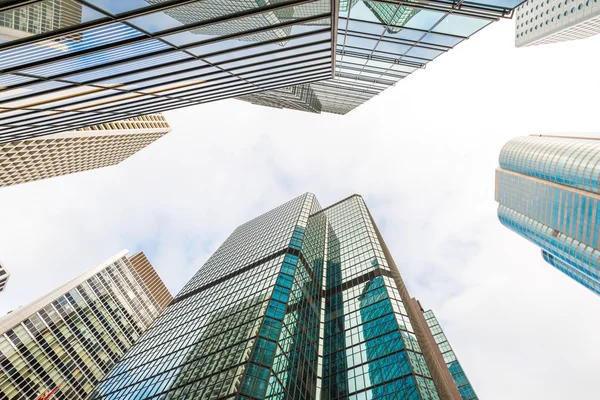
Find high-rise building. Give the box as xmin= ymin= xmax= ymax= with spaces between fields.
xmin=0 ymin=113 xmax=170 ymax=187
xmin=90 ymin=193 xmax=476 ymax=400
xmin=495 ymin=134 xmax=600 ymax=295
xmin=0 ymin=0 xmax=522 ymax=142
xmin=0 ymin=261 xmax=9 ymax=293
xmin=0 ymin=250 xmax=172 ymax=400
xmin=515 ymin=0 xmax=600 ymax=46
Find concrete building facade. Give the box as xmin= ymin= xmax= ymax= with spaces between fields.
xmin=0 ymin=250 xmax=172 ymax=400
xmin=0 ymin=113 xmax=170 ymax=187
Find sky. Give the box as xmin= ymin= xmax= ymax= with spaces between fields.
xmin=1 ymin=18 xmax=600 ymax=399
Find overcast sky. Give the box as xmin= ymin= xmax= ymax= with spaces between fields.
xmin=1 ymin=19 xmax=600 ymax=399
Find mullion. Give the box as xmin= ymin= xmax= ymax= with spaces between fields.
xmin=0 ymin=72 xmax=330 ymax=143
xmin=0 ymin=42 xmax=332 ymax=120
xmin=0 ymin=0 xmax=322 ymax=75
xmin=1 ymin=17 xmax=331 ymax=104
xmin=0 ymin=0 xmax=208 ymax=52
xmin=355 ymin=0 xmax=510 ymax=18
xmin=13 ymin=15 xmax=330 ymax=90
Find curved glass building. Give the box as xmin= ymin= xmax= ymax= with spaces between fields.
xmin=495 ymin=134 xmax=600 ymax=296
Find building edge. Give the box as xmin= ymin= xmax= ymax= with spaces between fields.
xmin=362 ymin=200 xmax=463 ymax=399
xmin=127 ymin=251 xmax=173 ymax=309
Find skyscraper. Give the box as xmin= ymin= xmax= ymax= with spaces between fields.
xmin=0 ymin=113 xmax=170 ymax=187
xmin=495 ymin=134 xmax=600 ymax=295
xmin=0 ymin=0 xmax=522 ymax=142
xmin=515 ymin=0 xmax=600 ymax=46
xmin=90 ymin=193 xmax=476 ymax=400
xmin=0 ymin=261 xmax=9 ymax=293
xmin=0 ymin=250 xmax=172 ymax=400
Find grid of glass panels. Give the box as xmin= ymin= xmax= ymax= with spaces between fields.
xmin=89 ymin=193 xmax=319 ymax=399
xmin=321 ymin=195 xmax=438 ymax=399
xmin=500 ymin=136 xmax=600 ymax=195
xmin=497 ymin=136 xmax=600 ymax=295
xmin=262 ymin=195 xmax=323 ymax=400
xmin=91 ymin=193 xmax=473 ymax=399
xmin=0 ymin=0 xmax=334 ymax=142
xmin=239 ymin=0 xmax=523 ymax=114
xmin=422 ymin=310 xmax=478 ymax=400
xmin=497 ymin=169 xmax=600 ymax=251
xmin=498 ymin=203 xmax=600 ymax=295
xmin=177 ymin=193 xmax=314 ymax=297
xmin=542 ymin=249 xmax=600 ymax=294
xmin=0 ymin=255 xmax=163 ymax=400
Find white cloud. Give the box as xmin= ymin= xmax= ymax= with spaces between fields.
xmin=1 ymin=19 xmax=599 ymax=399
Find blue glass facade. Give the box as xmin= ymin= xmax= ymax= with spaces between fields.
xmin=499 ymin=136 xmax=600 ymax=195
xmin=90 ymin=193 xmax=473 ymax=399
xmin=496 ymin=135 xmax=600 ymax=296
xmin=498 ymin=204 xmax=600 ymax=295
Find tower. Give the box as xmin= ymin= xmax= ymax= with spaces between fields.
xmin=0 ymin=250 xmax=172 ymax=399
xmin=90 ymin=194 xmax=476 ymax=399
xmin=496 ymin=134 xmax=600 ymax=295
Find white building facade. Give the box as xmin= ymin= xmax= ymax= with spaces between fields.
xmin=516 ymin=0 xmax=600 ymax=46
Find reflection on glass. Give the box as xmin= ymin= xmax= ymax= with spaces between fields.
xmin=323 ymin=227 xmax=348 ymax=398
xmin=0 ymin=0 xmax=83 ymax=46
xmin=363 ymin=2 xmax=420 ymax=33
xmin=359 ymin=275 xmax=417 ymax=399
xmin=145 ymin=0 xmax=331 ymax=46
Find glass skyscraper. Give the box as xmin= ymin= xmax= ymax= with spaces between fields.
xmin=496 ymin=134 xmax=600 ymax=296
xmin=0 ymin=250 xmax=172 ymax=399
xmin=0 ymin=0 xmax=523 ymax=142
xmin=90 ymin=193 xmax=476 ymax=400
